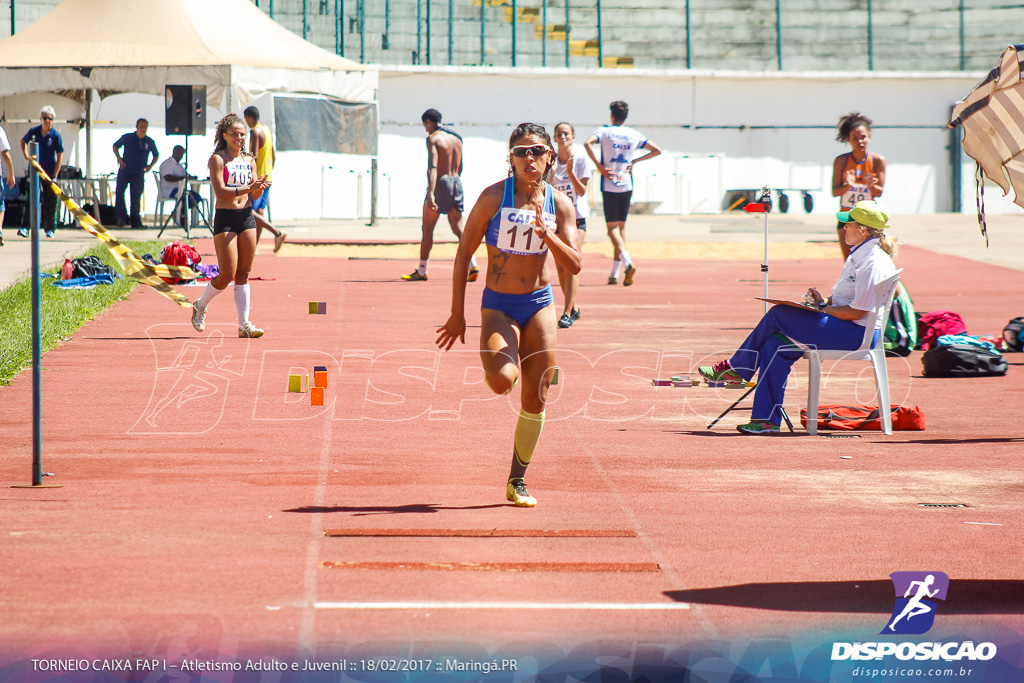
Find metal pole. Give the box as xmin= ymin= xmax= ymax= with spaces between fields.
xmin=541 ymin=0 xmax=547 ymax=66
xmin=775 ymin=0 xmax=782 ymax=70
xmin=564 ymin=0 xmax=570 ymax=67
xmin=950 ymin=105 xmax=962 ymax=213
xmin=359 ymin=0 xmax=365 ymax=62
xmin=685 ymin=0 xmax=691 ymax=69
xmin=29 ymin=143 xmax=42 ymax=486
xmin=867 ymin=0 xmax=873 ymax=70
xmin=954 ymin=0 xmax=962 ymax=69
xmin=339 ymin=0 xmax=345 ymax=57
xmin=269 ymin=0 xmax=274 ymax=19
xmin=480 ymin=0 xmax=485 ymax=65
xmin=370 ymin=158 xmax=378 ymax=226
xmin=511 ymin=0 xmax=517 ymax=67
xmin=302 ymin=0 xmax=308 ymax=39
xmin=10 ymin=0 xmax=14 ymax=35
xmin=448 ymin=0 xmax=453 ymax=65
xmin=335 ymin=0 xmax=340 ymax=55
xmin=384 ymin=0 xmax=390 ymax=49
xmin=596 ymin=0 xmax=602 ymax=67
xmin=426 ymin=0 xmax=431 ymax=66
xmin=417 ymin=0 xmax=422 ymax=64
xmin=85 ymin=89 xmax=93 ymax=179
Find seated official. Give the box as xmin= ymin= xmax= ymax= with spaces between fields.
xmin=698 ymin=200 xmax=899 ymax=435
xmin=159 ymin=145 xmax=202 ymax=225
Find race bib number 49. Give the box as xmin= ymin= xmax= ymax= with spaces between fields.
xmin=842 ymin=184 xmax=870 ymax=208
xmin=495 ymin=208 xmax=553 ymax=255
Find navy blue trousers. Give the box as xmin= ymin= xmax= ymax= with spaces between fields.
xmin=728 ymin=305 xmax=865 ymax=425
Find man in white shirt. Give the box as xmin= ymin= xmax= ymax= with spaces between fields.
xmin=0 ymin=125 xmax=15 ymax=246
xmin=158 ymin=145 xmax=200 ymax=225
xmin=585 ymin=101 xmax=662 ymax=286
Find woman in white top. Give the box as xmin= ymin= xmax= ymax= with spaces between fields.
xmin=551 ymin=122 xmax=591 ymax=328
xmin=699 ymin=201 xmax=898 ymax=435
xmin=190 ymin=113 xmax=271 ymax=338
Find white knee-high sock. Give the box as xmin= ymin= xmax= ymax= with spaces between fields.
xmin=619 ymin=250 xmax=632 ymax=267
xmin=610 ymin=260 xmax=622 ymax=277
xmin=233 ymin=284 xmax=251 ymax=325
xmin=197 ymin=281 xmax=225 ymax=310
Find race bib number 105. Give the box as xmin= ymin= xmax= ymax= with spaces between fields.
xmin=495 ymin=208 xmax=553 ymax=255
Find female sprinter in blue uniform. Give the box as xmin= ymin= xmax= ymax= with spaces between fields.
xmin=436 ymin=123 xmax=581 ymax=507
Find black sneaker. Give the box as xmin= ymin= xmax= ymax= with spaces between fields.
xmin=558 ymin=313 xmax=573 ymax=329
xmin=570 ymin=308 xmax=581 ymax=321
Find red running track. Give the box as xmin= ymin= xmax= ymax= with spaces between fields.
xmin=1 ymin=242 xmax=1021 ymax=665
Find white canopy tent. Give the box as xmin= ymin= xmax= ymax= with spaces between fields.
xmin=0 ymin=0 xmax=377 ymax=175
xmin=0 ymin=0 xmax=376 ymax=106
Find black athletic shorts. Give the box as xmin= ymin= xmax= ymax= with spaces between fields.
xmin=213 ymin=207 xmax=257 ymax=236
xmin=602 ymin=191 xmax=633 ymax=223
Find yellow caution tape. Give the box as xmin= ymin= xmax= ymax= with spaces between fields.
xmin=28 ymin=158 xmax=197 ymax=308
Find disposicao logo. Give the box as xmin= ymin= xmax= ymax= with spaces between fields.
xmin=831 ymin=572 xmax=998 ymax=663
xmin=882 ymin=571 xmax=949 ymax=635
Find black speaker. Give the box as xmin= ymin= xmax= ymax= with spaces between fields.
xmin=165 ymin=85 xmax=206 ymax=135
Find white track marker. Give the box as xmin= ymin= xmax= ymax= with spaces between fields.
xmin=314 ymin=602 xmax=689 ymax=610
xmin=964 ymin=522 xmax=1002 ymax=526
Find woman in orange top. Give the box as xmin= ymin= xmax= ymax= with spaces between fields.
xmin=832 ymin=112 xmax=885 ymax=259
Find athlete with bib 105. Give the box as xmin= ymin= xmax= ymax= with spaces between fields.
xmin=436 ymin=123 xmax=581 ymax=508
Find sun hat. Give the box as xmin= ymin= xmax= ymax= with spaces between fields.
xmin=836 ymin=200 xmax=890 ymax=231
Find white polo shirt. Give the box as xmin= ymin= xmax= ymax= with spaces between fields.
xmin=831 ymin=237 xmax=897 ymax=327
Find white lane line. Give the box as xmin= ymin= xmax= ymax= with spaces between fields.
xmin=964 ymin=522 xmax=1003 ymax=526
xmin=314 ymin=602 xmax=690 ymax=610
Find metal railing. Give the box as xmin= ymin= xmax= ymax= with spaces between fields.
xmin=4 ymin=1 xmax=1023 ymax=72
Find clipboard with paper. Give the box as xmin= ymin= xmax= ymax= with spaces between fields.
xmin=755 ymin=297 xmax=820 ymax=311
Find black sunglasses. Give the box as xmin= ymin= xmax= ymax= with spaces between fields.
xmin=510 ymin=144 xmax=551 ymax=158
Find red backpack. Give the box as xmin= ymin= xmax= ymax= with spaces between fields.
xmin=159 ymin=241 xmax=202 ymax=284
xmin=916 ymin=311 xmax=966 ymax=351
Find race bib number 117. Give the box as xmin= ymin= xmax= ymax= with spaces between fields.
xmin=495 ymin=208 xmax=553 ymax=255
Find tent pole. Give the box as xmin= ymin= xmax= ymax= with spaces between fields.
xmin=85 ymin=89 xmax=93 ymax=179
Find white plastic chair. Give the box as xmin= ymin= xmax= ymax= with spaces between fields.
xmin=802 ymin=269 xmax=903 ymax=435
xmin=153 ymin=171 xmax=183 ymax=226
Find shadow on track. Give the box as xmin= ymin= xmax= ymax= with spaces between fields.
xmin=665 ymin=580 xmax=1024 ymax=613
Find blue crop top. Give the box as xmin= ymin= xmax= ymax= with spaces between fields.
xmin=485 ymin=177 xmax=556 ymax=256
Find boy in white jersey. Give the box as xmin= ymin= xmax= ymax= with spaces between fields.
xmin=585 ymin=101 xmax=661 ymax=286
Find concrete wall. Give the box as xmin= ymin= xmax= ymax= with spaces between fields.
xmin=5 ymin=66 xmax=1020 ymax=222
xmin=374 ymin=66 xmax=1016 ymax=219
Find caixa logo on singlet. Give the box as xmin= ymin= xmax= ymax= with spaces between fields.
xmin=831 ymin=572 xmax=997 ymax=662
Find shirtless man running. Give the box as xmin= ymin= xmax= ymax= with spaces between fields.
xmin=403 ymin=108 xmax=479 ymax=281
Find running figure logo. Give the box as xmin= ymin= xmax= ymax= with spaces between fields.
xmin=881 ymin=571 xmax=949 ymax=635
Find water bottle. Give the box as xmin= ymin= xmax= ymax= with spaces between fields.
xmin=60 ymin=258 xmax=74 ymax=281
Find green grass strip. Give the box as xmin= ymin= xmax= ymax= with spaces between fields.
xmin=0 ymin=240 xmax=172 ymax=386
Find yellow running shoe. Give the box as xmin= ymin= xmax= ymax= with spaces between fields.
xmin=467 ymin=266 xmax=480 ymax=282
xmin=623 ymin=264 xmax=637 ymax=286
xmin=401 ymin=270 xmax=428 ymax=281
xmin=506 ymin=479 xmax=537 ymax=507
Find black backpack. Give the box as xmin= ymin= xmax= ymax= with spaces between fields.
xmin=921 ymin=343 xmax=1008 ymax=377
xmin=70 ymin=255 xmax=116 ymax=279
xmin=1003 ymin=317 xmax=1024 ymax=352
